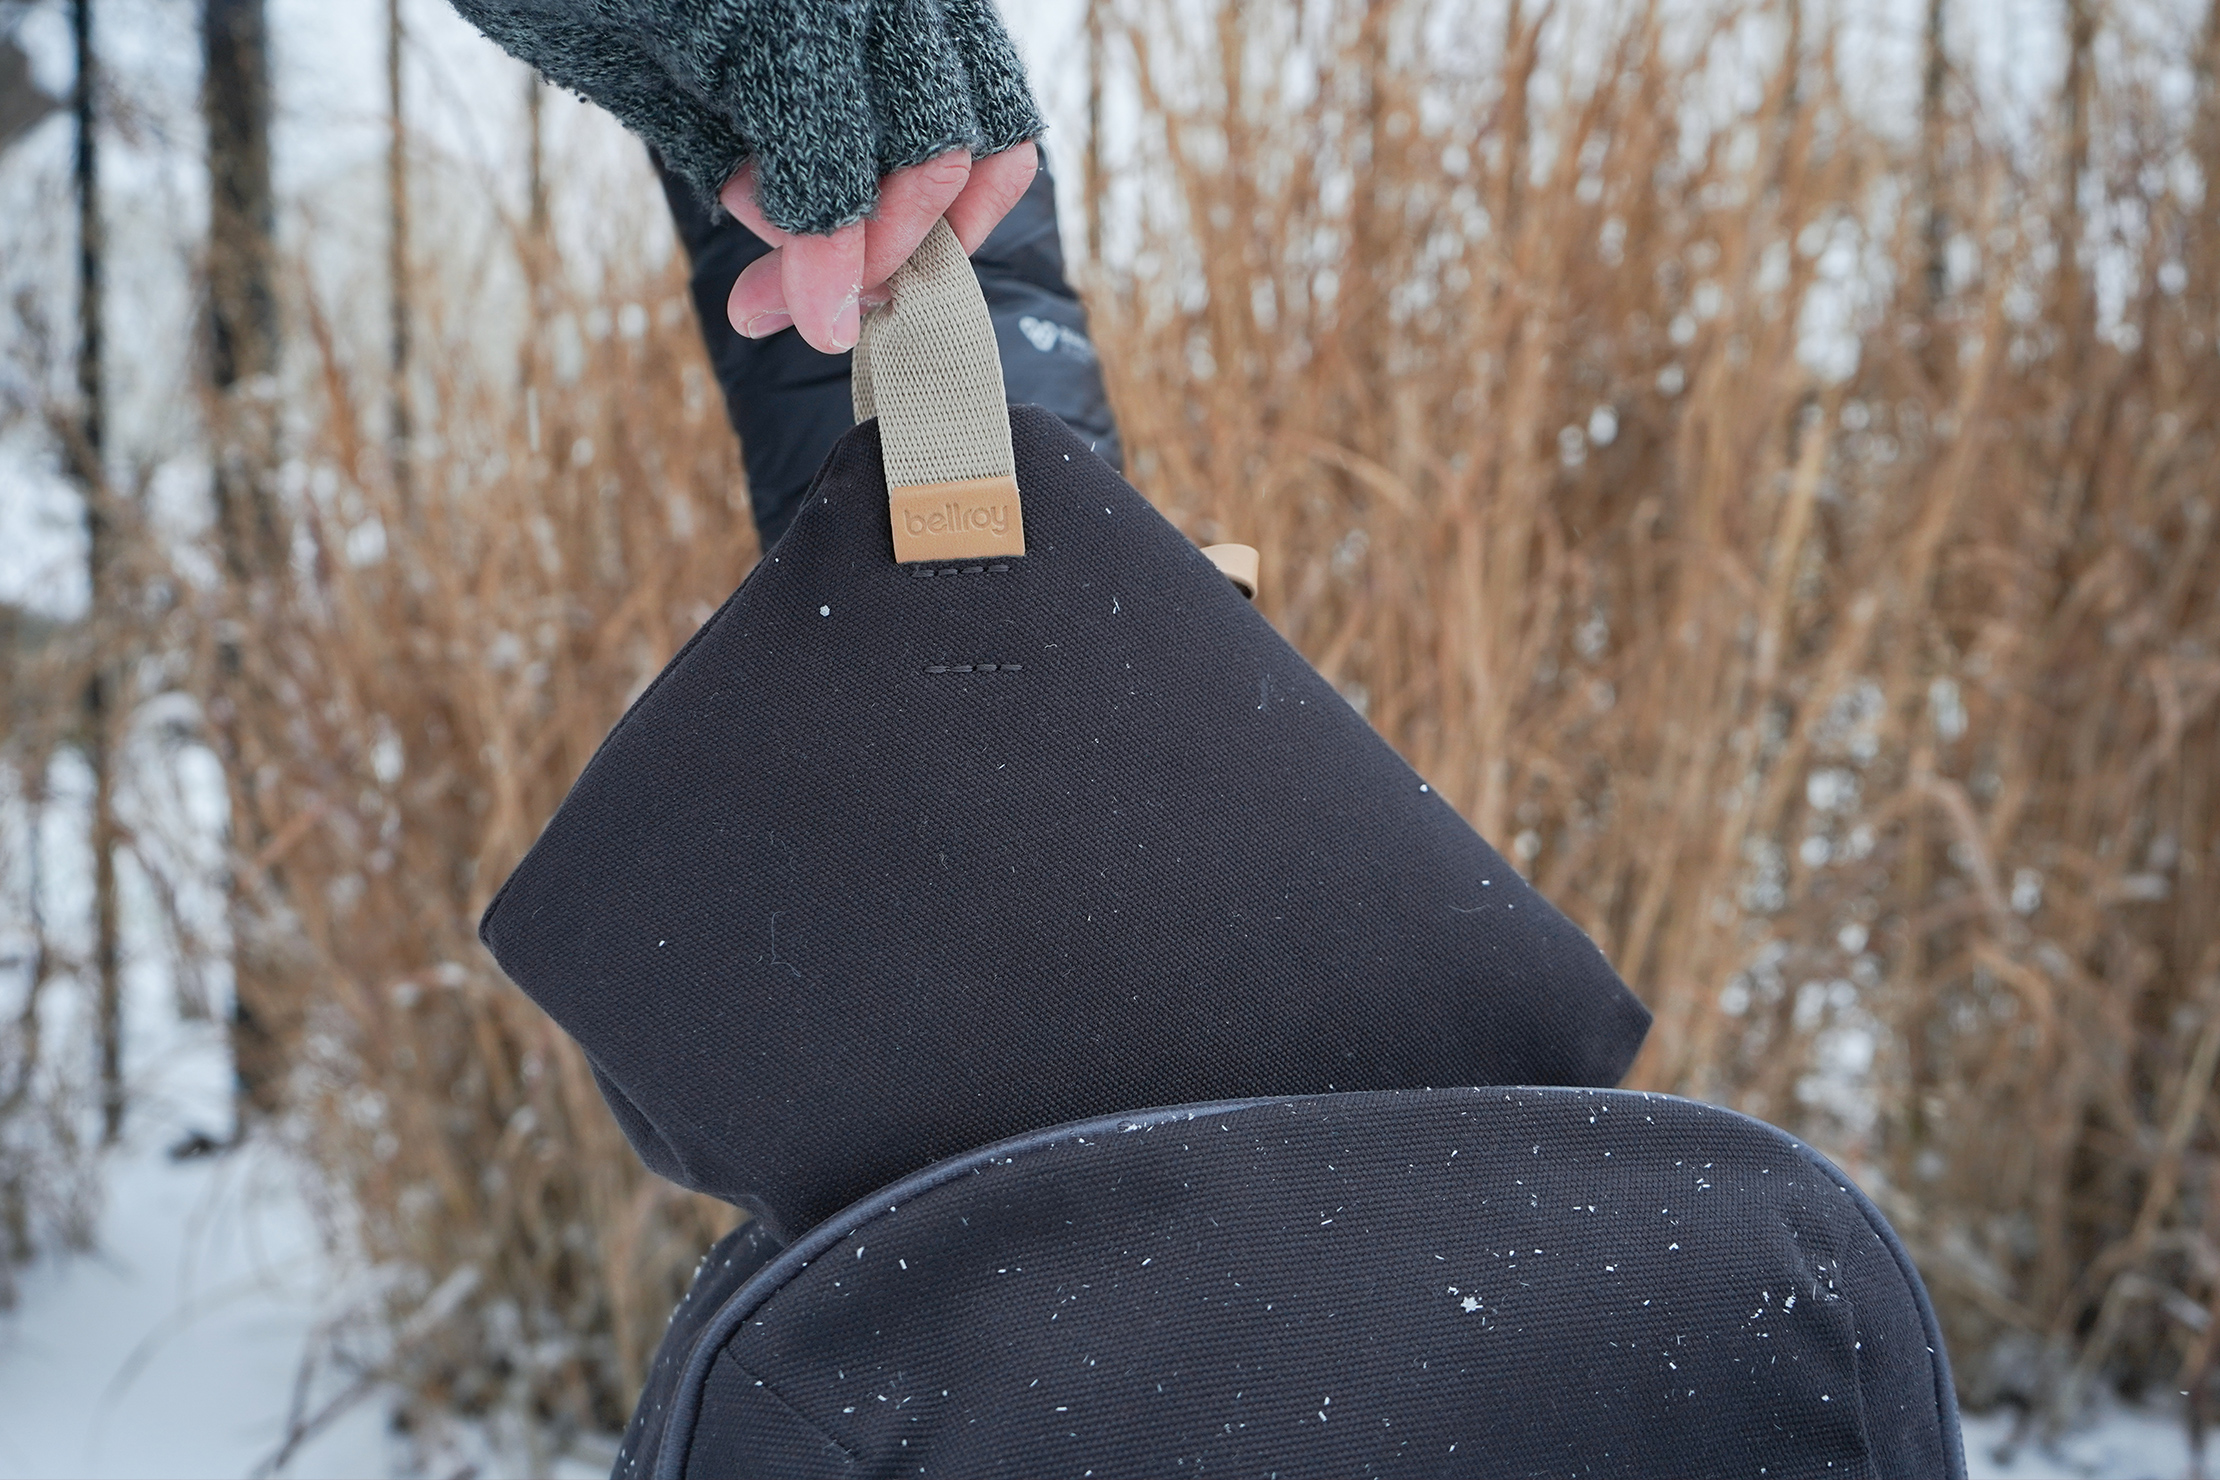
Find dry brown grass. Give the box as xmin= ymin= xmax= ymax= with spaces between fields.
xmin=212 ymin=0 xmax=2220 ymax=1438
xmin=1090 ymin=0 xmax=2220 ymax=1408
xmin=213 ymin=241 xmax=755 ymax=1435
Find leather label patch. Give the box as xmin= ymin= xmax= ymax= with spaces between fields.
xmin=889 ymin=475 xmax=1026 ymax=564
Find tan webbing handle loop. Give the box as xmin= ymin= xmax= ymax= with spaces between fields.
xmin=853 ymin=219 xmax=1024 ymax=563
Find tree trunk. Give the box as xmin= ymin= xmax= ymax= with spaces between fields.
xmin=527 ymin=68 xmax=546 ymax=246
xmin=2189 ymin=0 xmax=2220 ymax=312
xmin=388 ymin=0 xmax=412 ymax=507
xmin=1920 ymin=0 xmax=1950 ymax=316
xmin=204 ymin=0 xmax=279 ymax=566
xmin=70 ymin=0 xmax=125 ymax=1148
xmin=520 ymin=67 xmax=548 ymax=396
xmin=1084 ymin=0 xmax=1105 ymax=264
xmin=2059 ymin=0 xmax=2095 ymax=334
xmin=1494 ymin=0 xmax=1533 ymax=247
xmin=202 ymin=0 xmax=288 ymax=1124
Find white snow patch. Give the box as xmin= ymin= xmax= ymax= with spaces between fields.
xmin=0 ymin=799 xmax=611 ymax=1479
xmin=1962 ymin=1395 xmax=2202 ymax=1480
xmin=0 ymin=1012 xmax=391 ymax=1479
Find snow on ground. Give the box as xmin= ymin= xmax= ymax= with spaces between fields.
xmin=1965 ymin=1400 xmax=2204 ymax=1480
xmin=0 ymin=993 xmax=616 ymax=1480
xmin=0 ymin=1002 xmax=389 ymax=1478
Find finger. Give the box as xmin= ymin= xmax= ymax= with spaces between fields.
xmin=783 ymin=221 xmax=868 ymax=353
xmin=944 ymin=141 xmax=1038 ymax=254
xmin=718 ymin=161 xmax=795 ymax=248
xmin=860 ymin=150 xmax=973 ymax=289
xmin=726 ymin=250 xmax=792 ymax=338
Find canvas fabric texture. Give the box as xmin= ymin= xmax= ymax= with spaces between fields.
xmin=446 ymin=0 xmax=1043 ymax=233
xmin=620 ymin=1216 xmax=787 ymax=1473
xmin=478 ymin=403 xmax=1652 ymax=1238
xmin=616 ymin=1088 xmax=1966 ymax=1479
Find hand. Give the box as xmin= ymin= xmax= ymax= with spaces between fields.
xmin=720 ymin=142 xmax=1039 ymax=354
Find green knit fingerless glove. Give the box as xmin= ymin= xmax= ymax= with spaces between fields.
xmin=450 ymin=0 xmax=1045 ymax=235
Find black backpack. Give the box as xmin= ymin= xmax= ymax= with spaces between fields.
xmin=616 ymin=1089 xmax=1964 ymax=1479
xmin=479 ymin=224 xmax=1962 ymax=1477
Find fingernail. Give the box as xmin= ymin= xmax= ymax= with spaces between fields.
xmin=859 ymin=288 xmax=892 ymax=313
xmin=828 ymin=292 xmax=860 ymax=352
xmin=740 ymin=310 xmax=792 ymax=339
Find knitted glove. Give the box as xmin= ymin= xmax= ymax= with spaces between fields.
xmin=449 ymin=0 xmax=1044 ymax=235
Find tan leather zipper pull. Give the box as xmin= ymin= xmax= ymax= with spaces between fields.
xmin=1201 ymin=543 xmax=1259 ymax=600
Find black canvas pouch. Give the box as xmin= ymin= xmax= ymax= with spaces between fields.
xmin=479 ymin=222 xmax=1652 ymax=1237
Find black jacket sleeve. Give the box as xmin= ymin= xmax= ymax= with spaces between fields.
xmin=446 ymin=0 xmax=1044 ymax=234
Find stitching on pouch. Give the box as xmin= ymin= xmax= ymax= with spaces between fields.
xmin=923 ymin=663 xmax=1022 ymax=674
xmin=911 ymin=564 xmax=1012 ymax=578
xmin=723 ymin=1356 xmax=862 ymax=1464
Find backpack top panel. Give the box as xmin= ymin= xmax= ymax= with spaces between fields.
xmin=642 ymin=1087 xmax=1962 ymax=1480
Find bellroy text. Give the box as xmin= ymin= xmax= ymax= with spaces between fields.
xmin=905 ymin=501 xmax=1013 ymax=537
